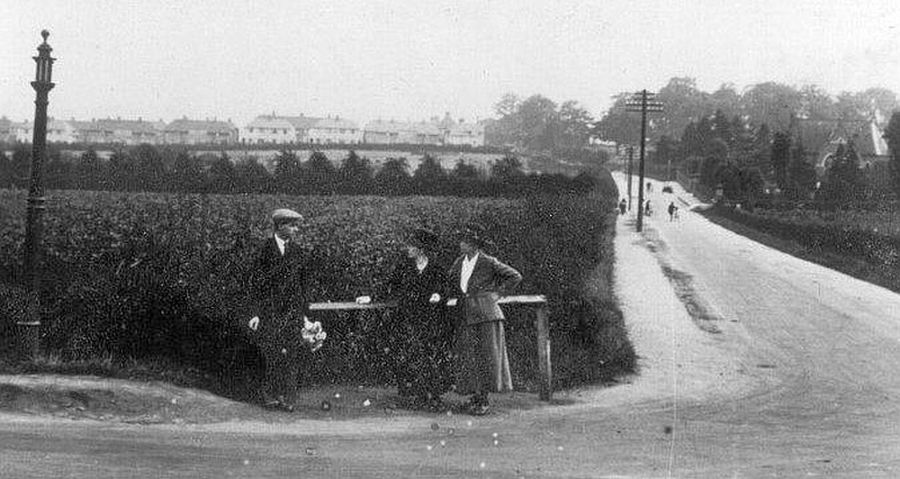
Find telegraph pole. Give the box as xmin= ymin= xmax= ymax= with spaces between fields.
xmin=20 ymin=30 xmax=55 ymax=358
xmin=626 ymin=145 xmax=634 ymax=211
xmin=625 ymin=90 xmax=663 ymax=232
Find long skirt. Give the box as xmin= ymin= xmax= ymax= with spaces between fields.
xmin=454 ymin=320 xmax=513 ymax=394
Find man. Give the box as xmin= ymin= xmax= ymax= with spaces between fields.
xmin=246 ymin=208 xmax=319 ymax=412
xmin=449 ymin=224 xmax=522 ymax=416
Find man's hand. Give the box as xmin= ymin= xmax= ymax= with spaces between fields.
xmin=429 ymin=293 xmax=441 ymax=304
xmin=248 ymin=316 xmax=260 ymax=331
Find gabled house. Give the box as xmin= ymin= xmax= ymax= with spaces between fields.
xmin=241 ymin=115 xmax=296 ymax=144
xmin=164 ymin=118 xmax=238 ymax=145
xmin=75 ymin=118 xmax=164 ymax=145
xmin=306 ymin=117 xmax=361 ymax=144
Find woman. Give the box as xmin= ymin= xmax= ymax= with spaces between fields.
xmin=449 ymin=224 xmax=522 ymax=416
xmin=362 ymin=228 xmax=454 ymax=411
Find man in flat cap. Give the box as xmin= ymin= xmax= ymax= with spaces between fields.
xmin=246 ymin=208 xmax=320 ymax=411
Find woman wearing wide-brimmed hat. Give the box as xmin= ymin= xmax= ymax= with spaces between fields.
xmin=360 ymin=228 xmax=454 ymax=411
xmin=449 ymin=224 xmax=522 ymax=415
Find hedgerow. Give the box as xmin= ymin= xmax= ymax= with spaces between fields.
xmin=0 ymin=178 xmax=631 ymax=398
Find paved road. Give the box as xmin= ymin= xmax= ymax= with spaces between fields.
xmin=2 ymin=174 xmax=899 ymax=478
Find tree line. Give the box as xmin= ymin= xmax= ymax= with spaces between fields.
xmin=595 ymin=77 xmax=900 ymax=207
xmin=0 ymin=144 xmax=598 ymax=197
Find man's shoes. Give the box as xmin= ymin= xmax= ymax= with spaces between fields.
xmin=467 ymin=402 xmax=490 ymax=416
xmin=464 ymin=394 xmax=490 ymax=416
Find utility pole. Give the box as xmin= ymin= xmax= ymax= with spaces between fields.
xmin=626 ymin=145 xmax=634 ymax=211
xmin=20 ymin=30 xmax=55 ymax=359
xmin=625 ymin=90 xmax=663 ymax=232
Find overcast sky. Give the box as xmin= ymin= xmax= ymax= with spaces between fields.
xmin=2 ymin=0 xmax=899 ymax=126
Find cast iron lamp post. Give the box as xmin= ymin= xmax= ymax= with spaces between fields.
xmin=20 ymin=29 xmax=55 ymax=358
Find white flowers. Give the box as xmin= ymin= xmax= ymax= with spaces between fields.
xmin=301 ymin=316 xmax=327 ymax=352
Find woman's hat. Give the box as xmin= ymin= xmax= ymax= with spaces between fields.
xmin=406 ymin=228 xmax=439 ymax=250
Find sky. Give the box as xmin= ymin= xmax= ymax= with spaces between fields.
xmin=2 ymin=0 xmax=900 ymax=126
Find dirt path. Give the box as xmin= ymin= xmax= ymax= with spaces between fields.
xmin=2 ymin=174 xmax=900 ymax=477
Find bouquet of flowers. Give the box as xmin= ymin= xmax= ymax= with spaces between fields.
xmin=301 ymin=316 xmax=327 ymax=352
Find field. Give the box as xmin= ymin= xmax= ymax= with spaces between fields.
xmin=0 ymin=183 xmax=631 ymax=399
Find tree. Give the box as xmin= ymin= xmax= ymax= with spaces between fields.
xmin=884 ymin=111 xmax=900 ymax=198
xmin=206 ymin=154 xmax=239 ymax=193
xmin=45 ymin=149 xmax=73 ymax=190
xmin=234 ymin=157 xmax=271 ymax=193
xmin=770 ymin=132 xmax=791 ymax=190
xmin=821 ymin=141 xmax=864 ymax=205
xmin=374 ymin=157 xmax=411 ymax=195
xmin=132 ymin=144 xmax=165 ymax=191
xmin=556 ymin=100 xmax=594 ymax=149
xmin=10 ymin=145 xmax=31 ymax=189
xmin=302 ymin=151 xmax=336 ymax=195
xmin=490 ymin=154 xmax=525 ymax=183
xmin=412 ymin=153 xmax=446 ymax=194
xmin=741 ymin=82 xmax=803 ymax=132
xmin=168 ymin=151 xmax=203 ymax=192
xmin=0 ymin=150 xmax=11 ymax=188
xmin=785 ymin=140 xmax=817 ymax=200
xmin=337 ymin=150 xmax=373 ymax=194
xmin=273 ymin=149 xmax=302 ymax=194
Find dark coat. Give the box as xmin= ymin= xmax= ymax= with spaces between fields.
xmin=378 ymin=255 xmax=454 ymax=398
xmin=247 ymin=236 xmax=319 ymax=328
xmin=449 ymin=252 xmax=522 ymax=325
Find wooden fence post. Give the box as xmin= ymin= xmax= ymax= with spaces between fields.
xmin=535 ymin=303 xmax=552 ymax=401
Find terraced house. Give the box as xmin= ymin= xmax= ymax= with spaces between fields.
xmin=75 ymin=117 xmax=166 ymax=145
xmin=163 ymin=118 xmax=238 ymax=145
xmin=240 ymin=114 xmax=361 ymax=144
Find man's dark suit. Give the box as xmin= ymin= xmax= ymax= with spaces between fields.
xmin=247 ymin=236 xmax=318 ymax=403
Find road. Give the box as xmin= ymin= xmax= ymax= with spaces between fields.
xmin=1 ymin=173 xmax=900 ymax=478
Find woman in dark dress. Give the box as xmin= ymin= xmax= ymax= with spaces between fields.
xmin=366 ymin=228 xmax=454 ymax=411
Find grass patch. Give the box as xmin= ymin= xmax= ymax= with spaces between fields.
xmin=700 ymin=205 xmax=900 ymax=294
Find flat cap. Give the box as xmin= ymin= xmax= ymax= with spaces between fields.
xmin=271 ymin=208 xmax=303 ymax=222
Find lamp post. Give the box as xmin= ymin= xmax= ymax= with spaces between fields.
xmin=20 ymin=30 xmax=55 ymax=358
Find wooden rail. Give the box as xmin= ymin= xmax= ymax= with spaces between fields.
xmin=308 ymin=295 xmax=552 ymax=401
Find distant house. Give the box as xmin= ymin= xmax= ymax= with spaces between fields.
xmin=799 ymin=118 xmax=889 ymax=175
xmin=47 ymin=118 xmax=78 ymax=143
xmin=164 ymin=118 xmax=238 ymax=145
xmin=362 ymin=117 xmax=480 ymax=146
xmin=306 ymin=117 xmax=361 ymax=144
xmin=363 ymin=120 xmax=407 ymax=144
xmin=241 ymin=115 xmax=296 ymax=144
xmin=0 ymin=117 xmax=16 ymax=143
xmin=443 ymin=121 xmax=485 ymax=147
xmin=76 ymin=118 xmax=164 ymax=145
xmin=10 ymin=121 xmax=33 ymax=143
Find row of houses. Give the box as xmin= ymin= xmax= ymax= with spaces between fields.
xmin=0 ymin=113 xmax=486 ymax=147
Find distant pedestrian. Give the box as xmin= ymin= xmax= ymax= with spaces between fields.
xmin=618 ymin=199 xmax=627 ymax=215
xmin=646 ymin=182 xmax=652 ymax=192
xmin=668 ymin=201 xmax=678 ymax=221
xmin=644 ymin=200 xmax=652 ymax=217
